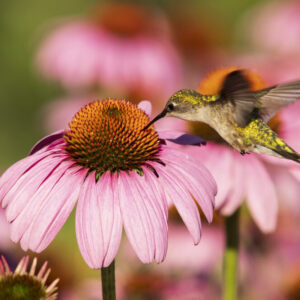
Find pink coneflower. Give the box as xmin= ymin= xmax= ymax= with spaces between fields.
xmin=0 ymin=99 xmax=216 ymax=269
xmin=0 ymin=255 xmax=59 ymax=300
xmin=36 ymin=3 xmax=182 ymax=97
xmin=162 ymin=67 xmax=300 ymax=233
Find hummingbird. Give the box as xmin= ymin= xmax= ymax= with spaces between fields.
xmin=143 ymin=70 xmax=300 ymax=162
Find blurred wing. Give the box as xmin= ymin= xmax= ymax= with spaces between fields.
xmin=220 ymin=70 xmax=256 ymax=127
xmin=258 ymin=80 xmax=300 ymax=122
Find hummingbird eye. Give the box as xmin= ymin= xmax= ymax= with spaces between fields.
xmin=167 ymin=103 xmax=175 ymax=111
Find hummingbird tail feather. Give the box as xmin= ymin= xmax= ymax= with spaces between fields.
xmin=272 ymin=147 xmax=300 ymax=163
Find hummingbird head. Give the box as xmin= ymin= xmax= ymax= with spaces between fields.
xmin=142 ymin=89 xmax=203 ymax=130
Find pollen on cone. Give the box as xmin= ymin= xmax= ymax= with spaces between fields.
xmin=64 ymin=99 xmax=160 ymax=173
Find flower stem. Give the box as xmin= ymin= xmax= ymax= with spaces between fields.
xmin=101 ymin=260 xmax=116 ymax=300
xmin=224 ymin=209 xmax=240 ymax=300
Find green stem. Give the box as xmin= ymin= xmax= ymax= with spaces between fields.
xmin=101 ymin=260 xmax=116 ymax=300
xmin=224 ymin=209 xmax=240 ymax=300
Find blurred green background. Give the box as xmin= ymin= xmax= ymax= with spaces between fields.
xmin=0 ymin=0 xmax=261 ymax=167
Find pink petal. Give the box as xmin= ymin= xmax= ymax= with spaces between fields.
xmin=154 ymin=164 xmax=202 ymax=244
xmin=138 ymin=101 xmax=152 ymax=116
xmin=269 ymin=165 xmax=300 ymax=214
xmin=160 ymin=148 xmax=216 ymax=222
xmin=4 ymin=155 xmax=67 ymax=220
xmin=23 ymin=166 xmax=85 ymax=252
xmin=76 ymin=172 xmax=122 ymax=269
xmin=9 ymin=161 xmax=78 ymax=250
xmin=0 ymin=149 xmax=65 ymax=206
xmin=196 ymin=145 xmax=233 ymax=210
xmin=29 ymin=131 xmax=65 ymax=155
xmin=118 ymin=171 xmax=167 ymax=263
xmin=131 ymin=169 xmax=168 ymax=262
xmin=219 ymin=153 xmax=246 ymax=215
xmin=245 ymin=157 xmax=278 ymax=233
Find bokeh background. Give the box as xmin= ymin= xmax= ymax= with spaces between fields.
xmin=1 ymin=0 xmax=300 ymax=299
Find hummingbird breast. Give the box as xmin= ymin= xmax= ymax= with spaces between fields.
xmin=201 ymin=103 xmax=249 ymax=152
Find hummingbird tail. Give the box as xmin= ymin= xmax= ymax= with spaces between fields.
xmin=273 ymin=148 xmax=300 ymax=163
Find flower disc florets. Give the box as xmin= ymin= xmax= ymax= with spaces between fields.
xmin=64 ymin=99 xmax=161 ymax=175
xmin=0 ymin=256 xmax=58 ymax=300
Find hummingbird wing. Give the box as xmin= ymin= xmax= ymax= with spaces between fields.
xmin=219 ymin=70 xmax=256 ymax=127
xmin=257 ymin=80 xmax=300 ymax=122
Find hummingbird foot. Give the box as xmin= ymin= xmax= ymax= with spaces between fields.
xmin=240 ymin=150 xmax=250 ymax=155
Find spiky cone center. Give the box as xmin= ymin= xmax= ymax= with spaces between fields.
xmin=0 ymin=275 xmax=46 ymax=300
xmin=64 ymin=99 xmax=160 ymax=176
xmin=0 ymin=256 xmax=58 ymax=300
xmin=189 ymin=67 xmax=282 ymax=143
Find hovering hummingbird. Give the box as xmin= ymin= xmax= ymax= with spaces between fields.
xmin=143 ymin=70 xmax=300 ymax=162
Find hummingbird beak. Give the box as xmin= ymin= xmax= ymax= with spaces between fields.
xmin=142 ymin=109 xmax=167 ymax=131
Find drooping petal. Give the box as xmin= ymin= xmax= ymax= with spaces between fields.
xmin=118 ymin=171 xmax=167 ymax=263
xmin=154 ymin=163 xmax=202 ymax=244
xmin=197 ymin=144 xmax=234 ymax=210
xmin=9 ymin=161 xmax=80 ymax=251
xmin=245 ymin=156 xmax=278 ymax=233
xmin=159 ymin=148 xmax=216 ymax=223
xmin=4 ymin=155 xmax=67 ymax=221
xmin=76 ymin=172 xmax=122 ymax=268
xmin=29 ymin=131 xmax=65 ymax=155
xmin=269 ymin=164 xmax=300 ymax=214
xmin=0 ymin=148 xmax=63 ymax=204
xmin=22 ymin=166 xmax=85 ymax=252
xmin=131 ymin=169 xmax=168 ymax=262
xmin=138 ymin=101 xmax=152 ymax=117
xmin=220 ymin=153 xmax=246 ymax=215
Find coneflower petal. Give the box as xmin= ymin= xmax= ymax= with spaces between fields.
xmin=245 ymin=157 xmax=278 ymax=233
xmin=161 ymin=149 xmax=216 ymax=222
xmin=220 ymin=154 xmax=246 ymax=215
xmin=0 ymin=148 xmax=61 ymax=204
xmin=9 ymin=161 xmax=76 ymax=248
xmin=119 ymin=171 xmax=160 ymax=263
xmin=4 ymin=155 xmax=67 ymax=218
xmin=130 ymin=169 xmax=168 ymax=262
xmin=26 ymin=166 xmax=85 ymax=252
xmin=154 ymin=163 xmax=202 ymax=245
xmin=76 ymin=172 xmax=123 ymax=268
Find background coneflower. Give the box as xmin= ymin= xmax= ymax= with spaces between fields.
xmin=0 ymin=255 xmax=59 ymax=300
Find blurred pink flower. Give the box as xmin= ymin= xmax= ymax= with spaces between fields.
xmin=36 ymin=3 xmax=182 ymax=96
xmin=160 ymin=67 xmax=300 ymax=233
xmin=246 ymin=0 xmax=300 ymax=55
xmin=233 ymin=54 xmax=300 ymax=85
xmin=41 ymin=95 xmax=93 ymax=132
xmin=157 ymin=224 xmax=223 ymax=274
xmin=0 ymin=99 xmax=216 ymax=269
xmin=161 ymin=277 xmax=220 ymax=300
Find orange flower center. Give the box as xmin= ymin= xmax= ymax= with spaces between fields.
xmin=64 ymin=99 xmax=160 ymax=175
xmin=92 ymin=3 xmax=150 ymax=37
